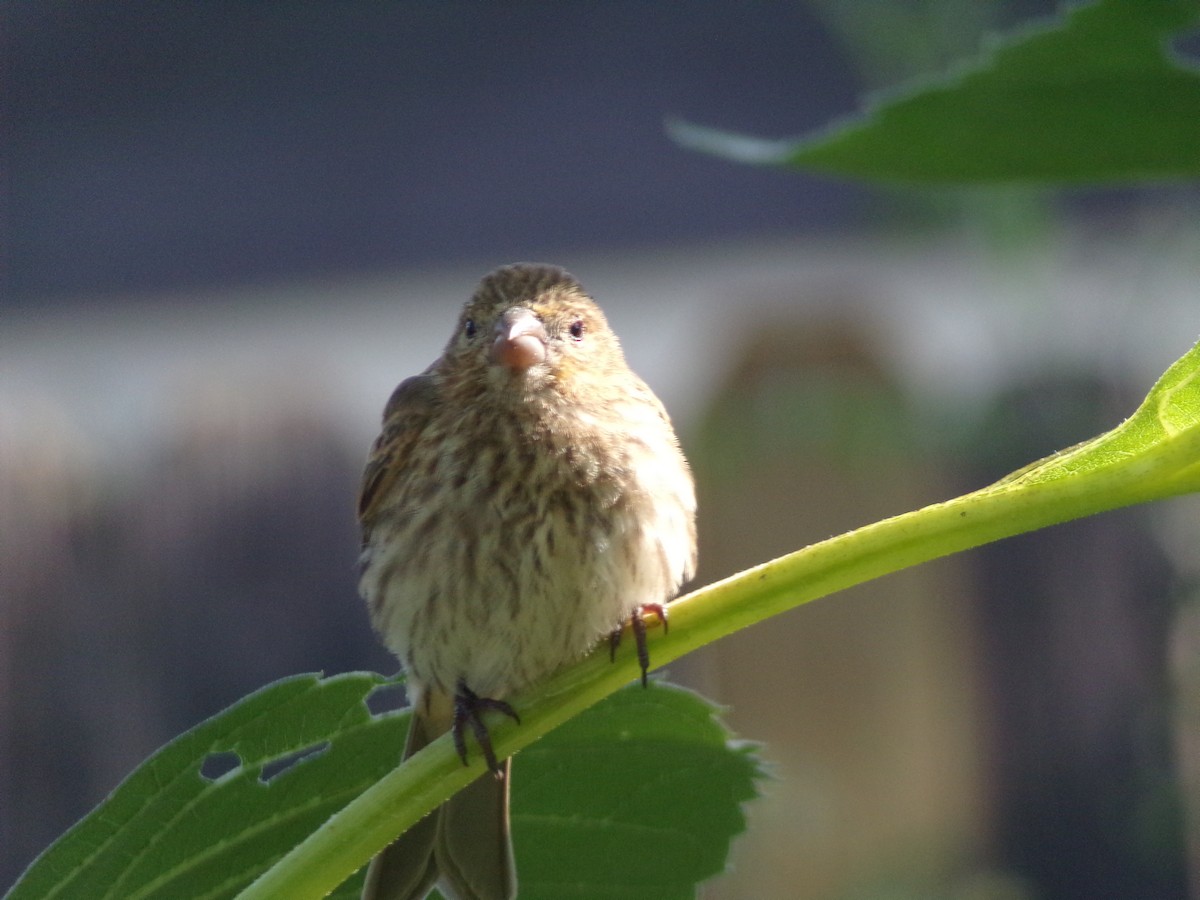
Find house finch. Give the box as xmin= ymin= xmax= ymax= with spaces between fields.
xmin=357 ymin=263 xmax=697 ymax=900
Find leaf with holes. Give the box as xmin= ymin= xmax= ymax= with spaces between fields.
xmin=7 ymin=672 xmax=409 ymax=900
xmin=8 ymin=674 xmax=763 ymax=900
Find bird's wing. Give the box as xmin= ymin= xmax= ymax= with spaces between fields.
xmin=357 ymin=372 xmax=439 ymax=528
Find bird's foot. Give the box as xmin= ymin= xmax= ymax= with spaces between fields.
xmin=608 ymin=603 xmax=669 ymax=688
xmin=452 ymin=681 xmax=520 ymax=776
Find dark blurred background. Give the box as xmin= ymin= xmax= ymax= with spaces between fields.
xmin=4 ymin=3 xmax=1200 ymax=898
xmin=7 ymin=1 xmax=865 ymax=304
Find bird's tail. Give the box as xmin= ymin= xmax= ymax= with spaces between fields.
xmin=361 ymin=708 xmax=515 ymax=900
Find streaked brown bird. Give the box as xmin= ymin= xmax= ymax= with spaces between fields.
xmin=356 ymin=264 xmax=697 ymax=900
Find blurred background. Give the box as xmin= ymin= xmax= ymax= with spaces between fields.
xmin=4 ymin=2 xmax=1200 ymax=897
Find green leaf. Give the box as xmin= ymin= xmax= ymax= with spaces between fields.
xmin=669 ymin=0 xmax=1200 ymax=183
xmin=512 ymin=682 xmax=762 ymax=900
xmin=7 ymin=675 xmax=762 ymax=900
xmin=6 ymin=672 xmax=408 ymax=900
xmin=992 ymin=336 xmax=1200 ymax=494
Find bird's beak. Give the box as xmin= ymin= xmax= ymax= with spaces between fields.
xmin=491 ymin=308 xmax=548 ymax=371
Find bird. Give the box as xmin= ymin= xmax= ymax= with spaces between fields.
xmin=356 ymin=263 xmax=697 ymax=900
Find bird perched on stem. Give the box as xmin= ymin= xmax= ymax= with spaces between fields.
xmin=357 ymin=263 xmax=697 ymax=900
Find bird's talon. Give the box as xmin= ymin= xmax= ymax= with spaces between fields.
xmin=610 ymin=604 xmax=669 ymax=688
xmin=452 ymin=681 xmax=519 ymax=774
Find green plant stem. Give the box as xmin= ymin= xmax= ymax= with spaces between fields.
xmin=239 ymin=343 xmax=1200 ymax=900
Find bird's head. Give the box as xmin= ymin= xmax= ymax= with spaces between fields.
xmin=441 ymin=263 xmax=627 ymax=401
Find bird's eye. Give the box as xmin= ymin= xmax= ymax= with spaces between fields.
xmin=464 ymin=319 xmax=477 ymax=339
xmin=569 ymin=320 xmax=585 ymax=341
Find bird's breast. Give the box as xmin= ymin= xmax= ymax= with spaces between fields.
xmin=359 ymin=401 xmax=692 ymax=696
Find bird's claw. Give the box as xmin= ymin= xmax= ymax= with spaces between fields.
xmin=608 ymin=603 xmax=669 ymax=687
xmin=452 ymin=680 xmax=520 ymax=776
